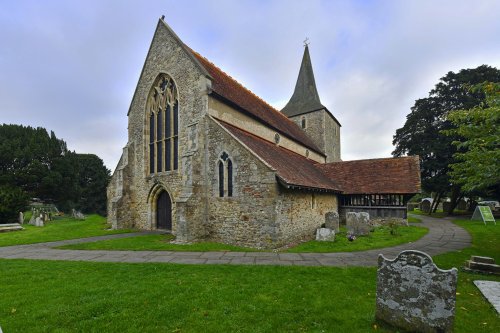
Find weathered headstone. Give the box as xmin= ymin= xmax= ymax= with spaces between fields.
xmin=315 ymin=228 xmax=335 ymax=241
xmin=19 ymin=212 xmax=24 ymax=225
xmin=346 ymin=212 xmax=370 ymax=236
xmin=376 ymin=250 xmax=457 ymax=333
xmin=34 ymin=216 xmax=44 ymax=227
xmin=325 ymin=211 xmax=340 ymax=232
xmin=71 ymin=209 xmax=86 ymax=220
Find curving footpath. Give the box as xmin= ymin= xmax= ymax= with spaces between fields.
xmin=0 ymin=215 xmax=471 ymax=267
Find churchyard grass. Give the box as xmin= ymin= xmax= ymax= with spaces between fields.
xmin=0 ymin=215 xmax=130 ymax=247
xmin=287 ymin=225 xmax=427 ymax=253
xmin=0 ymin=218 xmax=498 ymax=332
xmin=57 ymin=234 xmax=260 ymax=252
xmin=55 ymin=225 xmax=428 ymax=253
xmin=407 ymin=216 xmax=421 ymax=223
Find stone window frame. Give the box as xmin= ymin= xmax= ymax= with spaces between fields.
xmin=301 ymin=116 xmax=306 ymax=129
xmin=146 ymin=73 xmax=179 ymax=175
xmin=217 ymin=151 xmax=234 ymax=198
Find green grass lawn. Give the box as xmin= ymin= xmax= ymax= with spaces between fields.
xmin=57 ymin=225 xmax=428 ymax=253
xmin=0 ymin=218 xmax=498 ymax=332
xmin=411 ymin=208 xmax=470 ymax=218
xmin=0 ymin=215 xmax=131 ymax=247
xmin=407 ymin=216 xmax=421 ymax=223
xmin=58 ymin=234 xmax=260 ymax=252
xmin=287 ymin=225 xmax=427 ymax=253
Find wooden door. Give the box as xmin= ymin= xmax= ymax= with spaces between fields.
xmin=156 ymin=191 xmax=172 ymax=230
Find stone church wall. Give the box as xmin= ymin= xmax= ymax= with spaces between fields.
xmin=275 ymin=190 xmax=338 ymax=245
xmin=108 ymin=20 xmax=211 ymax=239
xmin=205 ymin=118 xmax=280 ymax=248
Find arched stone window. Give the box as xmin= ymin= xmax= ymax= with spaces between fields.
xmin=218 ymin=152 xmax=233 ymax=197
xmin=147 ymin=74 xmax=179 ymax=174
xmin=301 ymin=116 xmax=306 ymax=129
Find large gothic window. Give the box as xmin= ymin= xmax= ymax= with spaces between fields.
xmin=218 ymin=152 xmax=233 ymax=197
xmin=147 ymin=74 xmax=179 ymax=174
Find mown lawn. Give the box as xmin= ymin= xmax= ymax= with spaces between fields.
xmin=0 ymin=215 xmax=130 ymax=247
xmin=0 ymin=219 xmax=498 ymax=332
xmin=58 ymin=234 xmax=260 ymax=252
xmin=287 ymin=225 xmax=427 ymax=253
xmin=57 ymin=225 xmax=428 ymax=253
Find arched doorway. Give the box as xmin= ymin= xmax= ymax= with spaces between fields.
xmin=156 ymin=191 xmax=172 ymax=230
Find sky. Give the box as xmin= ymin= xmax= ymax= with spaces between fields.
xmin=1 ymin=0 xmax=500 ymax=170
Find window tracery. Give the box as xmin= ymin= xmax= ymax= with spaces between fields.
xmin=218 ymin=152 xmax=233 ymax=197
xmin=147 ymin=74 xmax=179 ymax=174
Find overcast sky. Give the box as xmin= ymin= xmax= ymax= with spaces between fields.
xmin=1 ymin=0 xmax=500 ymax=170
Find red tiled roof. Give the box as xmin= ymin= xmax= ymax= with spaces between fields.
xmin=318 ymin=156 xmax=421 ymax=194
xmin=187 ymin=48 xmax=324 ymax=155
xmin=218 ymin=120 xmax=341 ymax=192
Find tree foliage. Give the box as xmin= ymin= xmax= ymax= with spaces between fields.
xmin=445 ymin=82 xmax=500 ymax=196
xmin=0 ymin=124 xmax=110 ymax=220
xmin=393 ymin=65 xmax=500 ymax=213
xmin=0 ymin=185 xmax=29 ymax=223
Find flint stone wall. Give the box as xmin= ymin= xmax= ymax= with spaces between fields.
xmin=346 ymin=212 xmax=370 ymax=235
xmin=376 ymin=250 xmax=458 ymax=333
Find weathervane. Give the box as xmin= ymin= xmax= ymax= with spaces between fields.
xmin=303 ymin=37 xmax=310 ymax=47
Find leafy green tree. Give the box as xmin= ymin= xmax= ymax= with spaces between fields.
xmin=445 ymin=82 xmax=500 ymax=197
xmin=0 ymin=185 xmax=29 ymax=223
xmin=393 ymin=65 xmax=500 ymax=214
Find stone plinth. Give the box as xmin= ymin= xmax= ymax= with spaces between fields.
xmin=376 ymin=250 xmax=457 ymax=333
xmin=315 ymin=228 xmax=335 ymax=241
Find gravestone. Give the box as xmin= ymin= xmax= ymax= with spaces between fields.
xmin=71 ymin=209 xmax=86 ymax=220
xmin=19 ymin=212 xmax=24 ymax=225
xmin=315 ymin=228 xmax=335 ymax=241
xmin=34 ymin=216 xmax=44 ymax=227
xmin=346 ymin=212 xmax=370 ymax=236
xmin=324 ymin=211 xmax=340 ymax=232
xmin=376 ymin=250 xmax=457 ymax=333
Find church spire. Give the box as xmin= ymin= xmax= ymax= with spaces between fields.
xmin=281 ymin=44 xmax=326 ymax=117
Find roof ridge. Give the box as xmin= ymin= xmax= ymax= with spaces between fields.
xmin=324 ymin=155 xmax=418 ymax=165
xmin=185 ymin=45 xmax=298 ymax=124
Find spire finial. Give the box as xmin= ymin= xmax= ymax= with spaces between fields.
xmin=303 ymin=37 xmax=310 ymax=47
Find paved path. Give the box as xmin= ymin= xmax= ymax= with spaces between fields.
xmin=0 ymin=215 xmax=471 ymax=267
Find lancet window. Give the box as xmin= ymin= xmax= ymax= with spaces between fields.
xmin=218 ymin=152 xmax=233 ymax=197
xmin=147 ymin=74 xmax=179 ymax=174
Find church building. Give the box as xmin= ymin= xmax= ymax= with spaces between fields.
xmin=107 ymin=18 xmax=420 ymax=248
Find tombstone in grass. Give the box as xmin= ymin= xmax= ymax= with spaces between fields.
xmin=34 ymin=216 xmax=44 ymax=227
xmin=71 ymin=209 xmax=86 ymax=220
xmin=315 ymin=228 xmax=335 ymax=241
xmin=376 ymin=250 xmax=458 ymax=333
xmin=346 ymin=212 xmax=370 ymax=236
xmin=18 ymin=212 xmax=24 ymax=225
xmin=325 ymin=211 xmax=340 ymax=232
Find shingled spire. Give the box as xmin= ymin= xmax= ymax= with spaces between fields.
xmin=281 ymin=45 xmax=326 ymax=117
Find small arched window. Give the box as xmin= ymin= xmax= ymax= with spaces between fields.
xmin=301 ymin=116 xmax=306 ymax=129
xmin=218 ymin=152 xmax=233 ymax=197
xmin=147 ymin=74 xmax=179 ymax=174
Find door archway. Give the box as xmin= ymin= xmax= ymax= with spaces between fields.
xmin=156 ymin=191 xmax=172 ymax=230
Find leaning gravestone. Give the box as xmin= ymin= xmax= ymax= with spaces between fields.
xmin=376 ymin=250 xmax=457 ymax=333
xmin=325 ymin=211 xmax=340 ymax=232
xmin=346 ymin=212 xmax=370 ymax=236
xmin=315 ymin=228 xmax=335 ymax=241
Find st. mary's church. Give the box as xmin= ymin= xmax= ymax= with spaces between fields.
xmin=107 ymin=18 xmax=420 ymax=248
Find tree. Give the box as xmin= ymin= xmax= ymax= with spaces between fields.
xmin=0 ymin=185 xmax=29 ymax=223
xmin=445 ymin=82 xmax=500 ymax=197
xmin=0 ymin=124 xmax=110 ymax=216
xmin=393 ymin=65 xmax=500 ymax=214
